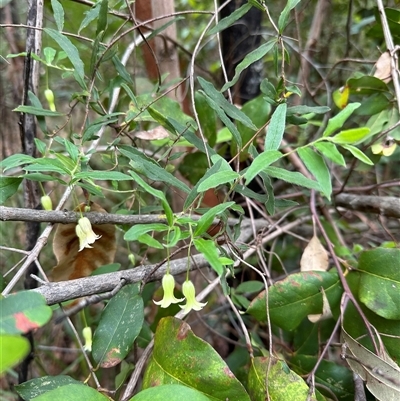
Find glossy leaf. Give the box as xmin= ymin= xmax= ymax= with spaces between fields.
xmin=347 ymin=75 xmax=390 ymax=95
xmin=92 ymin=283 xmax=144 ymax=368
xmin=0 ymin=291 xmax=52 ymax=335
xmin=248 ymin=355 xmax=319 ymax=401
xmin=332 ymin=86 xmax=349 ymax=109
xmin=130 ymin=384 xmax=212 ymax=401
xmin=290 ymin=355 xmax=354 ymax=401
xmin=142 ymin=317 xmax=250 ymax=401
xmin=323 ymin=103 xmax=361 ymax=137
xmin=0 ymin=334 xmax=30 ymax=374
xmin=247 ymin=271 xmax=342 ymax=331
xmin=197 ymin=171 xmax=239 ymax=192
xmin=314 ymin=142 xmax=346 ymax=166
xmin=265 ymin=103 xmax=287 ymax=151
xmin=0 ymin=177 xmax=23 ymax=204
xmin=297 ymin=147 xmax=332 ymax=199
xmin=265 ymin=166 xmax=320 ymax=191
xmin=15 ymin=375 xmax=81 ymax=400
xmin=340 ymin=144 xmax=374 ymax=165
xmin=358 ymin=248 xmax=400 ymax=320
xmin=193 ymin=238 xmax=224 ymax=275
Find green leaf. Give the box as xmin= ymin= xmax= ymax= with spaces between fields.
xmin=13 ymin=105 xmax=64 ymax=117
xmin=297 ymin=147 xmax=332 ymax=200
xmin=248 ymin=355 xmax=320 ymax=401
xmin=322 ymin=103 xmax=361 ymax=137
xmin=286 ymin=105 xmax=330 ymax=115
xmin=330 ymin=127 xmax=371 ymax=145
xmin=198 ymin=77 xmax=257 ymax=131
xmin=208 ymin=3 xmax=252 ymax=35
xmin=247 ymin=271 xmax=342 ymax=331
xmin=79 ymin=2 xmax=101 ymax=34
xmin=290 ymin=355 xmax=354 ymax=401
xmin=265 ymin=166 xmax=320 ymax=191
xmin=358 ymin=248 xmax=400 ymax=320
xmin=124 ymin=223 xmax=169 ymax=242
xmin=27 ymin=384 xmax=109 ymax=401
xmin=96 ymin=0 xmax=108 ymax=38
xmin=74 ymin=171 xmax=133 ymax=181
xmin=314 ymin=142 xmax=346 ymax=166
xmin=50 ymin=0 xmax=64 ymax=31
xmin=222 ymin=40 xmax=275 ymax=92
xmin=15 ymin=375 xmax=81 ymax=400
xmin=197 ymin=171 xmax=239 ymax=192
xmin=233 ymin=95 xmax=272 ymax=160
xmin=1 ymin=154 xmax=35 ymax=172
xmin=119 ymin=147 xmax=190 ymax=194
xmin=265 ymin=103 xmax=287 ymax=151
xmin=347 ymin=75 xmax=390 ymax=95
xmin=44 ymin=28 xmax=85 ymax=82
xmin=0 ymin=177 xmax=23 ymax=204
xmin=244 ymin=150 xmax=282 ymax=185
xmin=142 ymin=317 xmax=250 ymax=401
xmin=340 ymin=144 xmax=374 ymax=165
xmin=193 ymin=238 xmax=224 ymax=276
xmin=278 ymin=0 xmax=302 ymax=33
xmin=0 ymin=291 xmax=52 ymax=335
xmin=138 ymin=233 xmax=164 ymax=249
xmin=184 ymin=160 xmax=223 ymax=210
xmin=129 ymin=171 xmax=173 ymax=226
xmin=131 ymin=384 xmax=212 ymax=401
xmin=194 ymin=202 xmax=235 ymax=237
xmin=195 ymin=92 xmax=217 ymax=147
xmin=92 ymin=283 xmax=144 ymax=368
xmin=0 ymin=335 xmax=30 ymax=374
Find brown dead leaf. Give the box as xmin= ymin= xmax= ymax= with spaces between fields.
xmin=300 ymin=234 xmax=329 ymax=272
xmin=308 ymin=287 xmax=333 ymax=323
xmin=134 ymin=126 xmax=170 ymax=140
xmin=374 ymin=52 xmax=392 ymax=83
xmin=51 ymin=202 xmax=116 ymax=282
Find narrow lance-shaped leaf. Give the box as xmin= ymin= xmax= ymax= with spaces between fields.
xmin=297 ymin=147 xmax=332 ymax=200
xmin=278 ymin=0 xmax=302 ymax=33
xmin=340 ymin=144 xmax=374 ymax=165
xmin=44 ymin=28 xmax=85 ymax=81
xmin=208 ymin=3 xmax=252 ymax=35
xmin=265 ymin=166 xmax=320 ymax=191
xmin=323 ymin=103 xmax=361 ymax=137
xmin=197 ymin=171 xmax=240 ymax=192
xmin=244 ymin=150 xmax=282 ymax=185
xmin=222 ymin=40 xmax=276 ymax=92
xmin=13 ymin=105 xmax=64 ymax=117
xmin=314 ymin=141 xmax=346 ymax=166
xmin=50 ymin=0 xmax=64 ymax=31
xmin=265 ymin=103 xmax=287 ymax=151
xmin=330 ymin=127 xmax=371 ymax=145
xmin=194 ymin=201 xmax=235 ymax=237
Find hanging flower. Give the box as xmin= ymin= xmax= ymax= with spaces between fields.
xmin=82 ymin=326 xmax=92 ymax=352
xmin=75 ymin=217 xmax=101 ymax=252
xmin=179 ymin=280 xmax=207 ymax=315
xmin=153 ymin=273 xmax=184 ymax=308
xmin=41 ymin=195 xmax=53 ymax=211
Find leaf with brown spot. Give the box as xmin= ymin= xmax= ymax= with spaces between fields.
xmin=51 ymin=202 xmax=116 ymax=282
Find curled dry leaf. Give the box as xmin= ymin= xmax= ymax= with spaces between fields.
xmin=308 ymin=287 xmax=333 ymax=323
xmin=374 ymin=51 xmax=392 ymax=83
xmin=133 ymin=126 xmax=170 ymax=140
xmin=300 ymin=234 xmax=329 ymax=272
xmin=51 ymin=202 xmax=116 ymax=282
